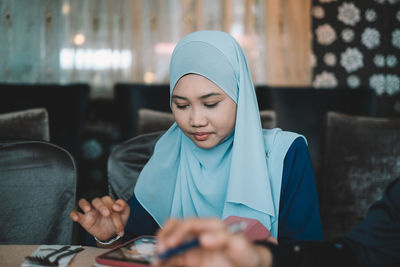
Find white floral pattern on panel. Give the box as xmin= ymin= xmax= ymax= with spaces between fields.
xmin=338 ymin=2 xmax=361 ymax=26
xmin=316 ymin=24 xmax=337 ymax=45
xmin=341 ymin=28 xmax=355 ymax=43
xmin=361 ymin=28 xmax=381 ymax=49
xmin=369 ymin=74 xmax=400 ymax=95
xmin=386 ymin=55 xmax=398 ymax=68
xmin=374 ymin=54 xmax=385 ymax=67
xmin=392 ymin=29 xmax=400 ymax=49
xmin=365 ymin=9 xmax=377 ymax=22
xmin=386 ymin=75 xmax=400 ymax=95
xmin=369 ymin=74 xmax=385 ymax=95
xmin=340 ymin=47 xmax=364 ymax=72
xmin=397 ymin=10 xmax=400 ymax=22
xmin=347 ymin=75 xmax=361 ymax=88
xmin=312 ymin=6 xmax=325 ymax=19
xmin=373 ymin=0 xmax=400 ymax=3
xmin=324 ymin=52 xmax=337 ymax=66
xmin=313 ymin=71 xmax=338 ymax=88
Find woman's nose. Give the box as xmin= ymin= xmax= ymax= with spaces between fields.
xmin=190 ymin=108 xmax=207 ymax=127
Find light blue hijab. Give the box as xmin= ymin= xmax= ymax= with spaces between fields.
xmin=135 ymin=30 xmax=275 ymax=229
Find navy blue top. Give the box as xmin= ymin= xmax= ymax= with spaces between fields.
xmin=87 ymin=137 xmax=323 ymax=246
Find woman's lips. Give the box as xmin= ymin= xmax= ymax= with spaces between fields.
xmin=193 ymin=132 xmax=211 ymax=141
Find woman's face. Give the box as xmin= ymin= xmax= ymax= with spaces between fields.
xmin=171 ymin=74 xmax=237 ymax=149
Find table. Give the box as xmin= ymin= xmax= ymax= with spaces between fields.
xmin=0 ymin=245 xmax=106 ymax=267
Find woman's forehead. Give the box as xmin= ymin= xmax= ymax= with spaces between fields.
xmin=173 ymin=74 xmax=227 ymax=98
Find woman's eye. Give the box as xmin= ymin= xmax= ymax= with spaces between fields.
xmin=204 ymin=102 xmax=219 ymax=108
xmin=175 ymin=104 xmax=189 ymax=110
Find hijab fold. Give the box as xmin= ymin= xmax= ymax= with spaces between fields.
xmin=135 ymin=31 xmax=275 ymax=229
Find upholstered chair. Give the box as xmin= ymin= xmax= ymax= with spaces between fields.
xmin=260 ymin=110 xmax=277 ymax=129
xmin=0 ymin=83 xmax=90 ymax=158
xmin=114 ymin=83 xmax=170 ymax=140
xmin=256 ymin=86 xmax=376 ymax=174
xmin=0 ymin=108 xmax=49 ymax=141
xmin=137 ymin=109 xmax=175 ymax=136
xmin=318 ymin=111 xmax=400 ymax=240
xmin=0 ymin=140 xmax=77 ymax=244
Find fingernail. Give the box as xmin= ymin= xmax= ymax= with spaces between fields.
xmin=103 ymin=209 xmax=110 ymax=216
xmin=118 ymin=231 xmax=124 ymax=237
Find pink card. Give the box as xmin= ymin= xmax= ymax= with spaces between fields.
xmin=224 ymin=216 xmax=271 ymax=241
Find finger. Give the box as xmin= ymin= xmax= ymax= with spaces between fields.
xmin=199 ymin=228 xmax=230 ymax=249
xmin=101 ymin=196 xmax=125 ymax=236
xmin=110 ymin=212 xmax=124 ymax=236
xmin=224 ymin=234 xmax=261 ymax=266
xmin=69 ymin=209 xmax=96 ymax=229
xmin=78 ymin=198 xmax=92 ymax=213
xmin=92 ymin=197 xmax=111 ymax=217
xmin=181 ymin=248 xmax=207 ymax=267
xmin=164 ymin=218 xmax=226 ymax=248
xmin=112 ymin=199 xmax=127 ymax=212
xmin=114 ymin=199 xmax=130 ymax=227
xmin=266 ymin=236 xmax=278 ymax=245
xmin=69 ymin=210 xmax=81 ymax=222
xmin=157 ymin=218 xmax=181 ymax=240
xmin=157 ymin=219 xmax=181 ymax=252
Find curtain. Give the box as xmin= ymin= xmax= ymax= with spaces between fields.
xmin=0 ymin=0 xmax=271 ymax=98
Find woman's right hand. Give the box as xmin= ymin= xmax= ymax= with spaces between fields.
xmin=69 ymin=196 xmax=130 ymax=241
xmin=156 ymin=218 xmax=274 ymax=267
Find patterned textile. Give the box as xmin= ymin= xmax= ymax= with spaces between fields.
xmin=312 ymin=0 xmax=400 ymax=96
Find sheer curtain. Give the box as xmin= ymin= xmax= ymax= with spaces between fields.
xmin=0 ymin=0 xmax=269 ymax=98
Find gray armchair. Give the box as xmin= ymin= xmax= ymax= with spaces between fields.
xmin=0 ymin=108 xmax=49 ymax=141
xmin=0 ymin=140 xmax=77 ymax=244
xmin=318 ymin=111 xmax=400 ymax=240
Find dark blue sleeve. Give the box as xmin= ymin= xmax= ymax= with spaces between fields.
xmin=124 ymin=192 xmax=160 ymax=241
xmin=278 ymin=137 xmax=324 ymax=245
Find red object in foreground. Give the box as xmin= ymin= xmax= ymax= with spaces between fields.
xmin=224 ymin=215 xmax=271 ymax=241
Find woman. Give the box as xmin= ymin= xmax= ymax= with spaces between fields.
xmin=70 ymin=30 xmax=323 ymax=247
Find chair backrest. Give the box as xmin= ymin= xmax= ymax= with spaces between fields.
xmin=137 ymin=109 xmax=175 ymax=136
xmin=0 ymin=140 xmax=77 ymax=244
xmin=318 ymin=111 xmax=400 ymax=240
xmin=259 ymin=110 xmax=277 ymax=129
xmin=0 ymin=83 xmax=90 ymax=159
xmin=0 ymin=108 xmax=50 ymax=141
xmin=256 ymin=86 xmax=377 ymax=174
xmin=108 ymin=131 xmax=163 ymax=201
xmin=114 ymin=83 xmax=170 ymax=140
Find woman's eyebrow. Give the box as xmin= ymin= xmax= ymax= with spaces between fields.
xmin=199 ymin=92 xmax=222 ymax=99
xmin=171 ymin=95 xmax=187 ymax=100
xmin=171 ymin=92 xmax=222 ymax=100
